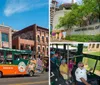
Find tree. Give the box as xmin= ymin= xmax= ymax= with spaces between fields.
xmin=56 ymin=0 xmax=100 ymax=30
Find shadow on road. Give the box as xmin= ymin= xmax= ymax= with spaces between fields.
xmin=1 ymin=74 xmax=40 ymax=79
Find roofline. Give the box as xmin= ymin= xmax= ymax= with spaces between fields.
xmin=13 ymin=24 xmax=48 ymax=36
xmin=0 ymin=25 xmax=12 ymax=29
xmin=0 ymin=48 xmax=32 ymax=53
xmin=37 ymin=25 xmax=48 ymax=30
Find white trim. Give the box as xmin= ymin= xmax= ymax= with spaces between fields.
xmin=49 ymin=0 xmax=50 ymax=85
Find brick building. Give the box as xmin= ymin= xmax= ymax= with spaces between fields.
xmin=0 ymin=24 xmax=12 ymax=48
xmin=12 ymin=24 xmax=49 ymax=58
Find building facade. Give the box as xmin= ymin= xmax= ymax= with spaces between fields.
xmin=50 ymin=0 xmax=74 ymax=40
xmin=51 ymin=0 xmax=100 ymax=41
xmin=50 ymin=0 xmax=74 ymax=30
xmin=88 ymin=43 xmax=100 ymax=52
xmin=12 ymin=24 xmax=49 ymax=58
xmin=50 ymin=0 xmax=58 ymax=32
xmin=0 ymin=24 xmax=12 ymax=48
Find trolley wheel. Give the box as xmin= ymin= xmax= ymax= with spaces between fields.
xmin=0 ymin=71 xmax=3 ymax=78
xmin=29 ymin=71 xmax=34 ymax=77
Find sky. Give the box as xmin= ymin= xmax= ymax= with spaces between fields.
xmin=0 ymin=0 xmax=49 ymax=30
xmin=50 ymin=0 xmax=82 ymax=5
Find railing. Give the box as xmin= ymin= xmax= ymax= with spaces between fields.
xmin=83 ymin=53 xmax=100 ymax=74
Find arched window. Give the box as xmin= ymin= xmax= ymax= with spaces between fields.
xmin=96 ymin=44 xmax=99 ymax=48
xmin=42 ymin=36 xmax=44 ymax=42
xmin=92 ymin=44 xmax=95 ymax=48
xmin=37 ymin=35 xmax=40 ymax=42
xmin=38 ymin=46 xmax=40 ymax=52
xmin=47 ymin=48 xmax=48 ymax=55
xmin=46 ymin=37 xmax=48 ymax=43
xmin=43 ymin=47 xmax=45 ymax=52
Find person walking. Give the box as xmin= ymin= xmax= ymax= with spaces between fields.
xmin=36 ymin=56 xmax=44 ymax=73
xmin=59 ymin=31 xmax=63 ymax=41
xmin=62 ymin=31 xmax=66 ymax=40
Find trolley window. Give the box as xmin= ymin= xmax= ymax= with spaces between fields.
xmin=6 ymin=51 xmax=13 ymax=64
xmin=0 ymin=51 xmax=5 ymax=64
xmin=21 ymin=54 xmax=29 ymax=60
xmin=82 ymin=57 xmax=96 ymax=73
xmin=14 ymin=53 xmax=22 ymax=61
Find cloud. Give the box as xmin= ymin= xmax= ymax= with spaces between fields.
xmin=4 ymin=0 xmax=48 ymax=16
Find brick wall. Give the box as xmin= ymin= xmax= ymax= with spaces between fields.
xmin=12 ymin=37 xmax=34 ymax=50
xmin=0 ymin=25 xmax=12 ymax=48
xmin=12 ymin=24 xmax=49 ymax=58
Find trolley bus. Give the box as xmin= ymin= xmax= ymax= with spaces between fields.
xmin=0 ymin=48 xmax=35 ymax=78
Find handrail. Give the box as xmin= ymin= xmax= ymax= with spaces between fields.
xmin=83 ymin=53 xmax=100 ymax=60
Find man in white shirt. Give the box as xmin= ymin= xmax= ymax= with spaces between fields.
xmin=75 ymin=62 xmax=91 ymax=85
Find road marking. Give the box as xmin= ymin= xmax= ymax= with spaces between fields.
xmin=8 ymin=80 xmax=48 ymax=85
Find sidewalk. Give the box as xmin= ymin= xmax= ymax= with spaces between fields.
xmin=51 ymin=38 xmax=76 ymax=42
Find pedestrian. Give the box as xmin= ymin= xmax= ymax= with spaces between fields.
xmin=75 ymin=62 xmax=91 ymax=85
xmin=52 ymin=32 xmax=56 ymax=40
xmin=62 ymin=31 xmax=66 ymax=40
xmin=36 ymin=56 xmax=44 ymax=73
xmin=59 ymin=31 xmax=63 ymax=41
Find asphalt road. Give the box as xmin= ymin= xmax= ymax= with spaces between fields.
xmin=0 ymin=72 xmax=49 ymax=85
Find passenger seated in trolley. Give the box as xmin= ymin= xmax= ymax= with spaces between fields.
xmin=50 ymin=52 xmax=89 ymax=85
xmin=59 ymin=59 xmax=69 ymax=85
xmin=75 ymin=62 xmax=91 ymax=85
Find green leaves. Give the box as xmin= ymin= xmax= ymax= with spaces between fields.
xmin=65 ymin=34 xmax=100 ymax=42
xmin=57 ymin=0 xmax=99 ymax=29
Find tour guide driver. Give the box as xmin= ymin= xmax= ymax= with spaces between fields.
xmin=75 ymin=62 xmax=91 ymax=85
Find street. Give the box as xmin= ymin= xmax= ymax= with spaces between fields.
xmin=0 ymin=72 xmax=48 ymax=85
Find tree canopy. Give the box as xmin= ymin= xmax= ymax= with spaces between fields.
xmin=56 ymin=0 xmax=100 ymax=29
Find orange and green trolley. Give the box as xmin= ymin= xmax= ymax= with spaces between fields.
xmin=0 ymin=48 xmax=35 ymax=78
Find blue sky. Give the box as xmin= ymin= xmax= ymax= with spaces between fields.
xmin=0 ymin=0 xmax=49 ymax=30
xmin=50 ymin=0 xmax=82 ymax=5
